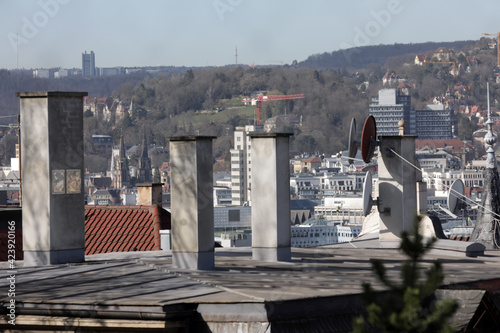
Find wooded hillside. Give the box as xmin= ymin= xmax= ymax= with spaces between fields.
xmin=1 ymin=38 xmax=498 ymax=172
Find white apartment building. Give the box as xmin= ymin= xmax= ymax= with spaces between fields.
xmin=422 ymin=168 xmax=485 ymax=192
xmin=230 ymin=125 xmax=263 ymax=205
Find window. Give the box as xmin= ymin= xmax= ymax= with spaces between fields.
xmin=228 ymin=210 xmax=240 ymax=222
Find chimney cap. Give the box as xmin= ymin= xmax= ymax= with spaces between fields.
xmin=16 ymin=91 xmax=88 ymax=98
xmin=136 ymin=183 xmax=163 ymax=187
xmin=168 ymin=136 xmax=216 ymax=142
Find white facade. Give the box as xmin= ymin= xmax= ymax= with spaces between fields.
xmin=290 ymin=174 xmax=321 ymax=198
xmin=422 ymin=169 xmax=484 ymax=191
xmin=33 ymin=69 xmax=50 ymax=78
xmin=230 ymin=125 xmax=263 ymax=205
xmin=291 ymin=224 xmax=362 ymax=247
xmin=214 ymin=186 xmax=232 ymax=206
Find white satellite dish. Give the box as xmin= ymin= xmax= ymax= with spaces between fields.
xmin=447 ymin=179 xmax=465 ymax=214
xmin=362 ymin=171 xmax=374 ymax=216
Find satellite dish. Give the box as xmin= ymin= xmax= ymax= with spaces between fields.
xmin=348 ymin=118 xmax=358 ymax=165
xmin=447 ymin=179 xmax=465 ymax=214
xmin=362 ymin=171 xmax=373 ymax=216
xmin=361 ymin=115 xmax=377 ymax=163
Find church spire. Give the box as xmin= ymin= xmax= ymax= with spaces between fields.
xmin=471 ymin=82 xmax=500 ymax=249
xmin=485 ymin=82 xmax=497 ymax=169
xmin=141 ymin=132 xmax=148 ymax=159
xmin=138 ymin=131 xmax=152 ymax=183
xmin=114 ymin=134 xmax=130 ymax=189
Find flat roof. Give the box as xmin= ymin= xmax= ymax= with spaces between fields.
xmin=1 ymin=237 xmax=500 ymax=330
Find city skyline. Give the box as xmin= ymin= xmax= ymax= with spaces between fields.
xmin=1 ymin=0 xmax=500 ymax=70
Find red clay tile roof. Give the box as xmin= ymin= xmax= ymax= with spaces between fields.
xmin=85 ymin=205 xmax=170 ymax=255
xmin=415 ymin=139 xmax=473 ymax=153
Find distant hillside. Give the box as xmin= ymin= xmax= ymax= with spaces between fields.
xmin=298 ymin=40 xmax=475 ymax=70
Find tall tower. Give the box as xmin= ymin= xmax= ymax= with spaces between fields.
xmin=471 ymin=83 xmax=500 ymax=249
xmin=113 ymin=135 xmax=130 ymax=189
xmin=235 ymin=46 xmax=238 ymax=65
xmin=230 ymin=125 xmax=263 ymax=206
xmin=82 ymin=51 xmax=96 ymax=76
xmin=138 ymin=133 xmax=152 ymax=183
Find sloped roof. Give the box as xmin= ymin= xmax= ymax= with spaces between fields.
xmin=435 ymin=47 xmax=450 ymax=53
xmin=89 ymin=177 xmax=112 ymax=188
xmin=85 ymin=205 xmax=171 ymax=255
xmin=416 ymin=54 xmax=428 ymax=61
xmin=415 ymin=139 xmax=473 ymax=153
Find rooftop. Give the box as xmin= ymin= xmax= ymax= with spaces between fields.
xmin=1 ymin=236 xmax=500 ymax=331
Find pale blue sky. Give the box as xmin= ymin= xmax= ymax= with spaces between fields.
xmin=1 ymin=0 xmax=499 ymax=69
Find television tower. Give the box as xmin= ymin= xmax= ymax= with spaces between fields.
xmin=235 ymin=46 xmax=238 ymax=65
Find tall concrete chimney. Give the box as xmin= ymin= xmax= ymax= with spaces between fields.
xmin=169 ymin=136 xmax=215 ymax=270
xmin=249 ymin=132 xmax=292 ymax=262
xmin=18 ymin=91 xmax=87 ymax=266
xmin=377 ymin=135 xmax=418 ymax=247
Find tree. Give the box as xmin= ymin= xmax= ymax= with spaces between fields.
xmin=457 ymin=113 xmax=476 ymax=141
xmin=121 ymin=111 xmax=133 ymax=130
xmin=353 ymin=215 xmax=458 ymax=333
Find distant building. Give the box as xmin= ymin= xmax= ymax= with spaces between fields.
xmin=82 ymin=51 xmax=96 ymax=76
xmin=414 ymin=54 xmax=428 ymax=66
xmin=91 ymin=135 xmax=113 ymax=155
xmin=54 ymin=69 xmax=68 ymax=78
xmin=33 ymin=69 xmax=50 ymax=78
xmin=370 ymin=88 xmax=456 ymax=139
xmin=434 ymin=47 xmax=452 ymax=61
xmin=369 ymin=88 xmax=414 ymax=135
xmin=291 ymin=216 xmax=362 ymax=248
xmin=89 ymin=189 xmax=121 ymax=205
xmin=230 ymin=125 xmax=263 ymax=206
xmin=213 ymin=186 xmax=232 ymax=207
xmin=415 ymin=104 xmax=456 ymax=140
xmin=98 ymin=67 xmax=120 ymax=76
xmin=263 ymin=114 xmax=300 ymax=132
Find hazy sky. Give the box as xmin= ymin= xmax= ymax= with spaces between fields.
xmin=1 ymin=0 xmax=500 ymax=70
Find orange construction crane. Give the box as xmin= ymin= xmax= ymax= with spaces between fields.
xmin=482 ymin=32 xmax=500 ymax=67
xmin=242 ymin=94 xmax=305 ymax=125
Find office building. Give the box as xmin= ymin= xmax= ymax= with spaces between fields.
xmin=415 ymin=104 xmax=455 ymax=140
xmin=369 ymin=88 xmax=413 ymax=135
xmin=230 ymin=125 xmax=263 ymax=206
xmin=82 ymin=51 xmax=96 ymax=76
xmin=370 ymin=88 xmax=455 ymax=139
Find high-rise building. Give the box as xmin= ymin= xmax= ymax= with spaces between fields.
xmin=415 ymin=104 xmax=456 ymax=140
xmin=370 ymin=88 xmax=456 ymax=139
xmin=82 ymin=51 xmax=96 ymax=76
xmin=369 ymin=88 xmax=414 ymax=135
xmin=230 ymin=125 xmax=263 ymax=206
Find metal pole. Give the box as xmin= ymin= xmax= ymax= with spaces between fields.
xmin=17 ymin=114 xmax=21 ymax=207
